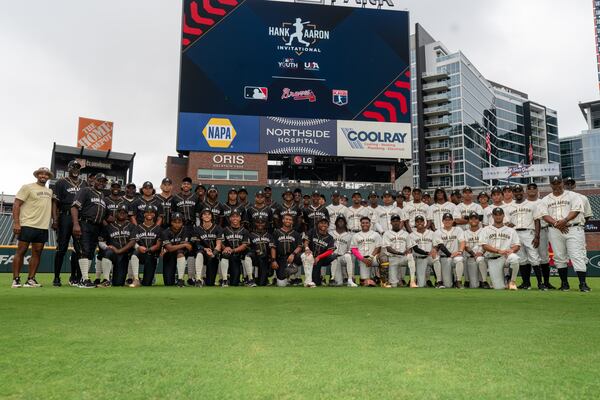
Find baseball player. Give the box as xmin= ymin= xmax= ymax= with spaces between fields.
xmin=11 ymin=167 xmax=54 ymax=288
xmin=200 ymin=185 xmax=224 ymax=227
xmin=383 ymin=214 xmax=417 ymax=288
xmin=422 ymin=191 xmax=432 ymax=206
xmin=505 ymin=185 xmax=542 ymax=290
xmin=98 ymin=204 xmax=135 ymax=287
xmin=326 ymin=190 xmax=349 ymax=233
xmin=526 ymin=183 xmax=553 ymax=289
xmin=376 ymin=190 xmax=404 ymax=233
xmin=172 ymin=177 xmax=200 ymax=284
xmin=453 ymin=186 xmax=484 ymax=231
xmin=220 ymin=209 xmax=251 ymax=287
xmin=401 ymin=186 xmax=412 ymax=202
xmin=247 ymin=217 xmax=275 ymax=286
xmin=271 ymin=213 xmax=303 ymax=287
xmin=130 ymin=205 xmax=162 ymax=287
xmin=222 ymin=187 xmax=243 ymax=228
xmin=478 ymin=191 xmax=490 ymax=211
xmin=479 ymin=207 xmax=521 ymax=290
xmin=502 ymin=185 xmax=514 ymax=205
xmin=192 ymin=208 xmax=224 ymax=287
xmin=160 ymin=212 xmax=193 ymax=287
xmin=238 ymin=186 xmax=250 ymax=208
xmin=156 ymin=178 xmax=174 ymax=229
xmin=301 ymin=217 xmax=336 ymax=287
xmin=330 ymin=215 xmax=357 ymax=287
xmin=409 ymin=215 xmax=439 ymax=287
xmin=264 ymin=186 xmax=281 ymax=229
xmin=130 ymin=181 xmax=163 ymax=227
xmin=538 ymin=176 xmax=590 ymax=292
xmin=195 ymin=184 xmax=207 ymax=204
xmin=303 ymin=190 xmax=329 ymax=233
xmin=432 ymin=212 xmax=465 ymax=288
xmin=51 ymin=160 xmax=87 ymax=286
xmin=463 ymin=212 xmax=489 ymax=289
xmin=245 ymin=190 xmax=274 ymax=232
xmin=71 ymin=173 xmax=108 ymax=288
xmin=366 ymin=191 xmax=381 ymax=231
xmin=483 ymin=186 xmax=509 ymax=226
xmin=403 ymin=188 xmax=430 ymax=231
xmin=450 ymin=189 xmax=462 ymax=206
xmin=565 ymin=177 xmax=593 ymax=222
xmin=347 ymin=191 xmax=369 ymax=234
xmin=428 ymin=188 xmax=456 ymax=231
xmin=123 ymin=183 xmax=138 ymax=205
xmin=350 ymin=216 xmax=382 ymax=287
xmin=277 ymin=188 xmax=303 ymax=232
xmin=95 ymin=181 xmax=125 ymax=284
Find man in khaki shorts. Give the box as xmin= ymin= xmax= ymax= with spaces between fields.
xmin=11 ymin=167 xmax=54 ymax=288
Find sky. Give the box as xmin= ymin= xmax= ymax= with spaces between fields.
xmin=0 ymin=0 xmax=596 ymax=194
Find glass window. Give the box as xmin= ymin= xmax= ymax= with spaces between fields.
xmin=244 ymin=171 xmax=259 ymax=181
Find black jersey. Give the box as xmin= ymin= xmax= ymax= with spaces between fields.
xmin=156 ymin=194 xmax=173 ymax=227
xmin=248 ymin=231 xmax=275 ymax=257
xmin=101 ymin=221 xmax=135 ymax=249
xmin=133 ymin=223 xmax=162 ymax=250
xmin=104 ymin=196 xmax=125 ymax=222
xmin=305 ymin=229 xmax=335 ymax=257
xmin=199 ymin=199 xmax=224 ymax=224
xmin=277 ymin=202 xmax=303 ymax=230
xmin=272 ymin=228 xmax=302 ymax=256
xmin=72 ymin=187 xmax=106 ymax=225
xmin=53 ymin=177 xmax=87 ymax=212
xmin=192 ymin=224 xmax=224 ymax=250
xmin=245 ymin=204 xmax=273 ymax=230
xmin=160 ymin=226 xmax=192 ymax=249
xmin=172 ymin=192 xmax=198 ymax=224
xmin=222 ymin=226 xmax=250 ymax=249
xmin=303 ymin=205 xmax=330 ymax=232
xmin=222 ymin=202 xmax=246 ymax=228
xmin=130 ymin=196 xmax=163 ymax=224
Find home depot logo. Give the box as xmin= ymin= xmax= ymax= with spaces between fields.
xmin=202 ymin=118 xmax=237 ymax=148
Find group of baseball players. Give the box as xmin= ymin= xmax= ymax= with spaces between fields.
xmin=10 ymin=160 xmax=592 ymax=292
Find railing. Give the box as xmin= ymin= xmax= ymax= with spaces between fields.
xmin=267 ymin=180 xmax=394 ymax=191
xmin=423 ymin=105 xmax=451 ymax=115
xmin=423 ymin=93 xmax=450 ymax=103
xmin=424 ymin=117 xmax=450 ymax=127
xmin=422 ymin=81 xmax=449 ymax=91
xmin=426 ymin=129 xmax=452 ymax=139
xmin=426 ymin=142 xmax=451 ymax=150
xmin=427 ymin=168 xmax=451 ymax=175
xmin=426 ymin=155 xmax=451 ymax=162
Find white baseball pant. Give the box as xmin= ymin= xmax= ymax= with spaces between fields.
xmin=301 ymin=253 xmax=314 ymax=285
xmin=548 ymin=226 xmax=588 ymax=272
xmin=465 ymin=256 xmax=487 ymax=288
xmin=516 ymin=230 xmax=541 ymax=266
xmin=439 ymin=256 xmax=464 ymax=287
xmin=356 ymin=257 xmax=379 ymax=280
xmin=389 ymin=254 xmax=416 ymax=287
xmin=538 ymin=227 xmax=550 ymax=264
xmin=486 ymin=253 xmax=520 ymax=289
xmin=414 ymin=256 xmax=433 ymax=287
xmin=331 ymin=254 xmax=354 ymax=284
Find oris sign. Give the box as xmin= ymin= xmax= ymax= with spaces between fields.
xmin=211 ymin=154 xmax=246 ymax=169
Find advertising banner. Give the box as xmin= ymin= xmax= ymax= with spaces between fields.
xmin=482 ymin=163 xmax=560 ymax=181
xmin=178 ymin=113 xmax=260 ymax=153
xmin=77 ymin=117 xmax=113 ymax=151
xmin=266 ymin=0 xmax=406 ymax=12
xmin=336 ymin=120 xmax=411 ymax=159
xmin=260 ymin=117 xmax=336 ymax=155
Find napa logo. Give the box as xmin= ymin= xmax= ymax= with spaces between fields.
xmin=202 ymin=118 xmax=237 ymax=148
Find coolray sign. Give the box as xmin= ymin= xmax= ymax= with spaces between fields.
xmin=177 ymin=113 xmax=260 ymax=153
xmin=268 ymin=17 xmax=330 ymax=55
xmin=336 ymin=121 xmax=410 ymax=159
xmin=266 ymin=0 xmax=404 ymax=11
xmin=482 ymin=163 xmax=561 ymax=180
xmin=260 ymin=117 xmax=336 ymax=156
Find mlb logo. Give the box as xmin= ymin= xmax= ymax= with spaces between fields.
xmin=332 ymin=90 xmax=348 ymax=106
xmin=244 ymin=86 xmax=268 ymax=100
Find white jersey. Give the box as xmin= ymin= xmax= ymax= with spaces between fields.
xmin=382 ymin=229 xmax=414 ymax=256
xmin=404 ymin=201 xmax=430 ymax=228
xmin=453 ymin=202 xmax=484 ymax=230
xmin=366 ymin=206 xmax=382 ymax=232
xmin=409 ymin=229 xmax=435 ymax=253
xmin=331 ymin=230 xmax=353 ymax=255
xmin=567 ymin=190 xmax=593 ymax=220
xmin=428 ymin=202 xmax=456 ymax=230
xmin=326 ymin=204 xmax=349 ymax=232
xmin=505 ymin=200 xmax=537 ymax=230
xmin=463 ymin=228 xmax=483 ymax=255
xmin=483 ymin=203 xmax=510 ymax=226
xmin=350 ymin=230 xmax=382 ymax=256
xmin=432 ymin=227 xmax=465 ymax=254
xmin=377 ymin=204 xmax=405 ymax=232
xmin=526 ymin=199 xmax=548 ymax=228
xmin=537 ymin=191 xmax=584 ymax=225
xmin=346 ymin=206 xmax=370 ymax=232
xmin=479 ymin=224 xmax=520 ymax=255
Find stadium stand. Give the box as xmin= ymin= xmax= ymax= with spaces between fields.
xmin=587 ymin=195 xmax=600 ymax=219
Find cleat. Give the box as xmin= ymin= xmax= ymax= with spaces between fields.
xmin=538 ymin=283 xmax=548 ymax=291
xmin=23 ymin=278 xmax=42 ymax=288
xmin=304 ymin=282 xmax=316 ymax=288
xmin=481 ymin=282 xmax=491 ymax=289
xmin=78 ymin=279 xmax=96 ymax=288
xmin=195 ymin=279 xmax=204 ymax=288
xmin=176 ymin=279 xmax=185 ymax=288
xmin=579 ymin=283 xmax=591 ymax=292
xmin=221 ymin=280 xmax=229 ymax=288
xmin=435 ymin=281 xmax=445 ymax=289
xmin=517 ymin=283 xmax=531 ymax=290
xmin=455 ymin=281 xmax=463 ymax=289
xmin=125 ymin=278 xmax=133 ymax=285
xmin=128 ymin=279 xmax=141 ymax=288
xmin=98 ymin=279 xmax=112 ymax=288
xmin=186 ymin=278 xmax=195 ymax=286
xmin=381 ymin=282 xmax=392 ymax=288
xmin=53 ymin=277 xmax=62 ymax=287
xmin=93 ymin=278 xmax=101 ymax=285
xmin=68 ymin=278 xmax=79 ymax=287
xmin=426 ymin=280 xmax=434 ymax=288
xmin=347 ymin=279 xmax=358 ymax=288
xmin=11 ymin=277 xmax=22 ymax=288
xmin=364 ymin=279 xmax=377 ymax=287
xmin=464 ymin=281 xmax=470 ymax=288
xmin=545 ymin=282 xmax=557 ymax=290
xmin=559 ymin=284 xmax=570 ymax=292
xmin=246 ymin=279 xmax=257 ymax=288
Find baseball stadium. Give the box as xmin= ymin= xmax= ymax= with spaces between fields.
xmin=2 ymin=1 xmax=600 ymax=399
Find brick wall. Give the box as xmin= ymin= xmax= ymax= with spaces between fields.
xmin=587 ymin=233 xmax=600 ymax=251
xmin=165 ymin=156 xmax=188 ymax=184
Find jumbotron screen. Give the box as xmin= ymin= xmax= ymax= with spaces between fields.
xmin=178 ymin=0 xmax=411 ymax=158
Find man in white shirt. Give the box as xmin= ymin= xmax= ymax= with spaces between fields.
xmin=404 ymin=188 xmax=430 ymax=232
xmin=326 ymin=190 xmax=349 ymax=233
xmin=350 ymin=216 xmax=382 ymax=287
xmin=432 ymin=212 xmax=465 ymax=288
xmin=382 ymin=214 xmax=416 ymax=288
xmin=479 ymin=207 xmax=521 ymax=290
xmin=565 ymin=177 xmax=593 ymax=222
xmin=376 ymin=190 xmax=404 ymax=234
xmin=330 ymin=215 xmax=357 ymax=287
xmin=346 ymin=191 xmax=370 ymax=233
xmin=483 ymin=186 xmax=509 ymax=227
xmin=453 ymin=186 xmax=484 ymax=231
xmin=526 ymin=183 xmax=554 ymax=289
xmin=538 ymin=176 xmax=589 ymax=292
xmin=428 ymin=188 xmax=456 ymax=232
xmin=409 ymin=215 xmax=439 ymax=287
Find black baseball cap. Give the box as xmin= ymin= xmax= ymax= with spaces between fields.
xmin=116 ymin=204 xmax=128 ymax=213
xmin=142 ymin=181 xmax=153 ymax=189
xmin=491 ymin=186 xmax=503 ymax=194
xmin=463 ymin=186 xmax=473 ymax=193
xmin=390 ymin=214 xmax=402 ymax=221
xmin=565 ymin=177 xmax=575 ymax=184
xmin=303 ymin=194 xmax=310 ymax=199
xmin=492 ymin=207 xmax=505 ymax=215
xmin=182 ymin=177 xmax=193 ymax=183
xmin=200 ymin=207 xmax=212 ymax=215
xmin=207 ymin=185 xmax=218 ymax=193
xmin=238 ymin=186 xmax=248 ymax=193
xmin=228 ymin=187 xmax=238 ymax=193
xmin=478 ymin=191 xmax=489 ymax=198
xmin=312 ymin=190 xmax=321 ymax=196
xmin=161 ymin=178 xmax=172 ymax=185
xmin=368 ymin=190 xmax=378 ymax=198
xmin=415 ymin=215 xmax=425 ymax=222
xmin=331 ymin=190 xmax=340 ymax=196
xmin=512 ymin=185 xmax=523 ymax=192
xmin=382 ymin=190 xmax=394 ymax=197
xmin=550 ymin=176 xmax=562 ymax=184
xmin=468 ymin=212 xmax=479 ymax=219
xmin=412 ymin=187 xmax=422 ymax=193
xmin=171 ymin=212 xmax=183 ymax=221
xmin=95 ymin=173 xmax=107 ymax=182
xmin=68 ymin=160 xmax=82 ymax=169
xmin=451 ymin=189 xmax=461 ymax=196
xmin=126 ymin=182 xmax=136 ymax=189
xmin=254 ymin=216 xmax=267 ymax=223
xmin=264 ymin=186 xmax=272 ymax=191
xmin=293 ymin=188 xmax=302 ymax=194
xmin=143 ymin=205 xmax=158 ymax=214
xmin=527 ymin=183 xmax=538 ymax=189
xmin=352 ymin=191 xmax=361 ymax=197
xmin=502 ymin=185 xmax=512 ymax=192
xmin=256 ymin=190 xmax=265 ymax=196
xmin=229 ymin=208 xmax=242 ymax=217
xmin=442 ymin=212 xmax=454 ymax=220
xmin=318 ymin=216 xmax=329 ymax=224
xmin=283 ymin=188 xmax=293 ymax=195
xmin=422 ymin=192 xmax=431 ymax=197
xmin=110 ymin=181 xmax=121 ymax=188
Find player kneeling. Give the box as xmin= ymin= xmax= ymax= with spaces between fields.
xmin=301 ymin=217 xmax=336 ymax=288
xmin=160 ymin=213 xmax=193 ymax=287
xmin=463 ymin=212 xmax=490 ymax=289
xmin=98 ymin=204 xmax=136 ymax=287
xmin=193 ymin=208 xmax=224 ymax=287
xmin=248 ymin=218 xmax=275 ymax=286
xmin=130 ymin=205 xmax=162 ymax=287
xmin=330 ymin=216 xmax=357 ymax=287
xmin=350 ymin=216 xmax=382 ymax=287
xmin=433 ymin=213 xmax=466 ymax=289
xmin=220 ymin=210 xmax=250 ymax=286
xmin=479 ymin=207 xmax=521 ymax=290
xmin=409 ymin=215 xmax=439 ymax=287
xmin=271 ymin=214 xmax=303 ymax=287
xmin=383 ymin=214 xmax=417 ymax=288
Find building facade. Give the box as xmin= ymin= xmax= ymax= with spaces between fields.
xmin=560 ymin=136 xmax=584 ymax=179
xmin=411 ymin=24 xmax=560 ymax=189
xmin=561 ymin=101 xmax=600 ymax=184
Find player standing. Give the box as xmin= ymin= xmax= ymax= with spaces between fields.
xmin=302 ymin=190 xmax=329 ymax=233
xmin=376 ymin=190 xmax=404 ymax=233
xmin=201 ymin=185 xmax=224 ymax=227
xmin=526 ymin=183 xmax=554 ymax=289
xmin=172 ymin=177 xmax=199 ymax=283
xmin=193 ymin=208 xmax=224 ymax=287
xmin=247 ymin=218 xmax=275 ymax=286
xmin=403 ymin=188 xmax=430 ymax=232
xmin=428 ymin=188 xmax=455 ymax=231
xmin=221 ymin=210 xmax=251 ymax=286
xmin=453 ymin=186 xmax=483 ymax=231
xmin=346 ymin=191 xmax=369 ymax=234
xmin=330 ymin=216 xmax=357 ymax=287
xmin=565 ymin=177 xmax=593 ymax=222
xmin=156 ymin=178 xmax=174 ymax=230
xmin=326 ymin=190 xmax=349 ymax=233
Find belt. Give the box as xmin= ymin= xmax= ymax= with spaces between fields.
xmin=59 ymin=209 xmax=72 ymax=215
xmin=350 ymin=229 xmax=360 ymax=233
xmin=516 ymin=228 xmax=532 ymax=231
xmin=569 ymin=224 xmax=582 ymax=227
xmin=81 ymin=218 xmax=101 ymax=225
xmin=415 ymin=255 xmax=428 ymax=259
xmin=487 ymin=256 xmax=501 ymax=260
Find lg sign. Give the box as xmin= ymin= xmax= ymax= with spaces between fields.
xmin=292 ymin=155 xmax=314 ymax=166
xmin=212 ymin=154 xmax=245 ymax=168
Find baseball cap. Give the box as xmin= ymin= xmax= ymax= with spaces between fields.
xmin=491 ymin=186 xmax=503 ymax=194
xmin=468 ymin=211 xmax=479 ymax=219
xmin=264 ymin=186 xmax=272 ymax=191
xmin=161 ymin=178 xmax=172 ymax=185
xmin=382 ymin=189 xmax=395 ymax=197
xmin=293 ymin=188 xmax=302 ymax=194
xmin=463 ymin=186 xmax=473 ymax=193
xmin=412 ymin=187 xmax=422 ymax=193
xmin=331 ymin=190 xmax=340 ymax=196
xmin=95 ymin=173 xmax=108 ymax=182
xmin=442 ymin=212 xmax=454 ymax=220
xmin=550 ymin=176 xmax=563 ymax=184
xmin=478 ymin=191 xmax=489 ymax=198
xmin=502 ymin=185 xmax=512 ymax=192
xmin=126 ymin=182 xmax=136 ymax=189
xmin=352 ymin=190 xmax=361 ymax=197
xmin=143 ymin=205 xmax=158 ymax=214
xmin=207 ymin=185 xmax=218 ymax=193
xmin=512 ymin=185 xmax=524 ymax=192
xmin=256 ymin=190 xmax=265 ymax=196
xmin=303 ymin=194 xmax=310 ymax=199
xmin=228 ymin=187 xmax=238 ymax=193
xmin=254 ymin=216 xmax=267 ymax=223
xmin=238 ymin=186 xmax=248 ymax=193
xmin=171 ymin=212 xmax=183 ymax=221
xmin=312 ymin=190 xmax=320 ymax=196
xmin=200 ymin=207 xmax=212 ymax=215
xmin=368 ymin=190 xmax=378 ymax=198
xmin=451 ymin=189 xmax=461 ymax=196
xmin=565 ymin=177 xmax=575 ymax=184
xmin=318 ymin=216 xmax=329 ymax=224
xmin=116 ymin=204 xmax=128 ymax=213
xmin=527 ymin=183 xmax=538 ymax=189
xmin=390 ymin=214 xmax=402 ymax=221
xmin=142 ymin=181 xmax=153 ymax=189
xmin=182 ymin=177 xmax=193 ymax=183
xmin=414 ymin=215 xmax=425 ymax=222
xmin=422 ymin=192 xmax=431 ymax=197
xmin=283 ymin=188 xmax=293 ymax=195
xmin=492 ymin=207 xmax=505 ymax=215
xmin=68 ymin=160 xmax=81 ymax=169
xmin=229 ymin=208 xmax=242 ymax=217
xmin=110 ymin=181 xmax=121 ymax=188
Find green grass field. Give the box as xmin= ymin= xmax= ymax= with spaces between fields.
xmin=1 ymin=274 xmax=599 ymax=400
